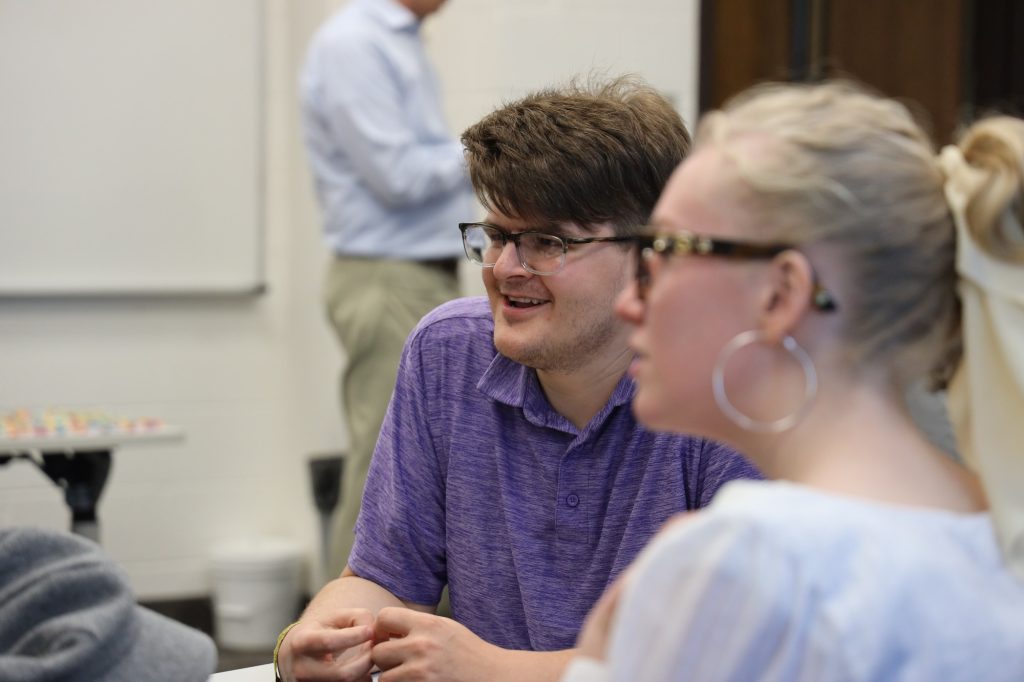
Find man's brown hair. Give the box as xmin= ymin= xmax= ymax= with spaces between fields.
xmin=461 ymin=75 xmax=692 ymax=235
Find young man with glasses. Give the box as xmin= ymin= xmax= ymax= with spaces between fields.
xmin=276 ymin=77 xmax=760 ymax=682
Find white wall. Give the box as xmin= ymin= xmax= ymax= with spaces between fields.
xmin=0 ymin=0 xmax=700 ymax=599
xmin=427 ymin=0 xmax=701 ymax=134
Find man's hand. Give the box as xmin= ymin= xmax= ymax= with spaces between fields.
xmin=278 ymin=610 xmax=376 ymax=682
xmin=371 ymin=607 xmax=497 ymax=682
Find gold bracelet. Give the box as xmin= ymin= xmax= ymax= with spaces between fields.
xmin=273 ymin=621 xmax=301 ymax=682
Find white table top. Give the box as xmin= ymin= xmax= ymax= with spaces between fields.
xmin=208 ymin=663 xmax=274 ymax=681
xmin=208 ymin=664 xmax=383 ymax=681
xmin=0 ymin=425 xmax=184 ymax=453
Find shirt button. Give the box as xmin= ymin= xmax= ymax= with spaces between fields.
xmin=566 ymin=494 xmax=580 ymax=508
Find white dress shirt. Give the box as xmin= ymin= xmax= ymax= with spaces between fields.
xmin=301 ymin=0 xmax=471 ymax=260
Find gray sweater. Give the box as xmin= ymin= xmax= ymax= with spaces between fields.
xmin=0 ymin=527 xmax=216 ymax=681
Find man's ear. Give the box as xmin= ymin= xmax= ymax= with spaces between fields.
xmin=758 ymin=250 xmax=815 ymax=343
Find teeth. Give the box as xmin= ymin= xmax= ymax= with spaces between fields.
xmin=508 ymin=296 xmax=544 ymax=305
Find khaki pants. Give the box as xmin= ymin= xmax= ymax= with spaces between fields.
xmin=323 ymin=256 xmax=459 ymax=579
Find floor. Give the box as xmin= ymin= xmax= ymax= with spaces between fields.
xmin=142 ymin=597 xmax=283 ymax=673
xmin=214 ymin=647 xmax=276 ymax=673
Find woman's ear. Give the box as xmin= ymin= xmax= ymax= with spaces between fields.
xmin=758 ymin=250 xmax=815 ymax=343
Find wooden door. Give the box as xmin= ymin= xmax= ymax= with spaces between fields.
xmin=699 ymin=0 xmax=1022 ymax=144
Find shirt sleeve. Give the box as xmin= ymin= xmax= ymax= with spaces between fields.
xmin=347 ymin=325 xmax=448 ymax=606
xmin=693 ymin=438 xmax=763 ymax=508
xmin=602 ymin=513 xmax=841 ymax=682
xmin=310 ymin=33 xmax=468 ymax=208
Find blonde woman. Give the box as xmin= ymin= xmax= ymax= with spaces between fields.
xmin=563 ymin=82 xmax=1024 ymax=681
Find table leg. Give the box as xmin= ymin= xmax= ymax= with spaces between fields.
xmin=37 ymin=450 xmax=112 ymax=541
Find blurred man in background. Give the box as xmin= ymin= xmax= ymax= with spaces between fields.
xmin=300 ymin=0 xmax=472 ymax=574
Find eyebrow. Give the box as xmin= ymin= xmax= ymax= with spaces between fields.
xmin=641 ymin=222 xmax=671 ymax=234
xmin=484 ymin=220 xmax=578 ymax=237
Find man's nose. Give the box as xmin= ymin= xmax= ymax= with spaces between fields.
xmin=491 ymin=238 xmax=529 ymax=277
xmin=615 ymin=279 xmax=645 ymax=324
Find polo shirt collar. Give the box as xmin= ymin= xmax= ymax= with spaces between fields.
xmin=477 ymin=352 xmax=637 ymax=433
xmin=357 ymin=0 xmax=420 ymax=32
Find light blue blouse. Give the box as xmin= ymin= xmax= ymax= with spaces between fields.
xmin=564 ymin=480 xmax=1024 ymax=682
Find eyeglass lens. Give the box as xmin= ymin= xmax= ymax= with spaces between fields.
xmin=463 ymin=224 xmax=566 ymax=275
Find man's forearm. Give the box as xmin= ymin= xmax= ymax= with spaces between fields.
xmin=489 ymin=646 xmax=578 ymax=682
xmin=299 ymin=572 xmax=575 ymax=682
xmin=300 ymin=568 xmax=411 ymax=623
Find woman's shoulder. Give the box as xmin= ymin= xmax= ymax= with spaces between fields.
xmin=626 ymin=481 xmax=1024 ymax=679
xmin=632 ymin=479 xmax=1024 ymax=638
xmin=651 ymin=480 xmax=1003 ymax=581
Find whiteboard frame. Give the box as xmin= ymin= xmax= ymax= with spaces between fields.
xmin=0 ymin=0 xmax=268 ymax=299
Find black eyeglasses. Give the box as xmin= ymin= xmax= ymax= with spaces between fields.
xmin=459 ymin=222 xmax=633 ymax=276
xmin=633 ymin=232 xmax=837 ymax=311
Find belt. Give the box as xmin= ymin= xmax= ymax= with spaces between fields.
xmin=417 ymin=258 xmax=459 ymax=277
xmin=335 ymin=254 xmax=459 ymax=278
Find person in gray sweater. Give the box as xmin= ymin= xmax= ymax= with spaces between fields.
xmin=0 ymin=526 xmax=216 ymax=681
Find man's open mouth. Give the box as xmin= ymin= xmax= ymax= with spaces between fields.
xmin=505 ymin=296 xmax=547 ymax=309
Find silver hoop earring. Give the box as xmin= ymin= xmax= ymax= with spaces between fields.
xmin=711 ymin=330 xmax=817 ymax=433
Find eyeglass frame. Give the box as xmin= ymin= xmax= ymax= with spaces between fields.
xmin=459 ymin=222 xmax=635 ymax=276
xmin=633 ymin=231 xmax=838 ymax=312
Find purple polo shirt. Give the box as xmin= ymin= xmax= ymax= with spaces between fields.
xmin=349 ymin=297 xmax=760 ymax=651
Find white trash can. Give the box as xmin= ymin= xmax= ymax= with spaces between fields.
xmin=211 ymin=537 xmax=304 ymax=650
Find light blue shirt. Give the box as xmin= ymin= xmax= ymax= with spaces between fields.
xmin=562 ymin=480 xmax=1024 ymax=682
xmin=301 ymin=0 xmax=471 ymax=259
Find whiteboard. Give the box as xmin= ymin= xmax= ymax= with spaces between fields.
xmin=0 ymin=0 xmax=264 ymax=296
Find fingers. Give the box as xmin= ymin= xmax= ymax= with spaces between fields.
xmin=289 ymin=640 xmax=375 ymax=682
xmin=286 ymin=626 xmax=376 ymax=682
xmin=328 ymin=640 xmax=376 ymax=682
xmin=289 ymin=608 xmax=443 ymax=681
xmin=371 ymin=635 xmax=407 ymax=673
xmin=292 ymin=620 xmax=376 ymax=658
xmin=373 ymin=606 xmax=426 ymax=642
xmin=290 ymin=608 xmax=374 ymax=657
xmin=370 ymin=612 xmax=485 ymax=682
xmin=372 ymin=609 xmax=447 ymax=674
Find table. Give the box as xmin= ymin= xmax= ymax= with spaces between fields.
xmin=208 ymin=664 xmax=383 ymax=681
xmin=208 ymin=663 xmax=274 ymax=681
xmin=0 ymin=425 xmax=184 ymax=541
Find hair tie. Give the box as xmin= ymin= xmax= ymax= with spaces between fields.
xmin=938 ymin=145 xmax=986 ymax=217
xmin=941 ymin=143 xmax=1024 ymax=582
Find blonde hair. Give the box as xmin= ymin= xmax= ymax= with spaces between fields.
xmin=954 ymin=116 xmax=1024 ymax=264
xmin=696 ymin=81 xmax=958 ymax=389
xmin=943 ymin=116 xmax=1024 ymax=581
